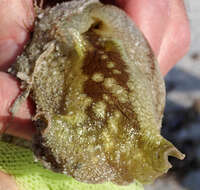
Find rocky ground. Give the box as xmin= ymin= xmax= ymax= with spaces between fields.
xmin=145 ymin=1 xmax=200 ymax=190
xmin=145 ymin=176 xmax=187 ymax=190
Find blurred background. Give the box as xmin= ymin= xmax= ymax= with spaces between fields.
xmin=146 ymin=1 xmax=200 ymax=190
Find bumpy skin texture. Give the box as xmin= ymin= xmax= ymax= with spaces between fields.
xmin=11 ymin=0 xmax=184 ymax=185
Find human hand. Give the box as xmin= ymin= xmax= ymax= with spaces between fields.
xmin=0 ymin=0 xmax=190 ymax=143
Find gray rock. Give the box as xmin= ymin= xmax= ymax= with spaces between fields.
xmin=176 ymin=123 xmax=200 ymax=143
xmin=182 ymin=170 xmax=200 ymax=190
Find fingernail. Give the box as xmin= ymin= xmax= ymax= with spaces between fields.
xmin=0 ymin=39 xmax=18 ymax=70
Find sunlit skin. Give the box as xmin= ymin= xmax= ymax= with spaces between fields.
xmin=0 ymin=0 xmax=190 ymax=188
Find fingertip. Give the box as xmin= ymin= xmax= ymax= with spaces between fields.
xmin=0 ymin=72 xmax=35 ymax=140
xmin=158 ymin=0 xmax=191 ymax=76
xmin=0 ymin=0 xmax=34 ymax=70
xmin=159 ymin=24 xmax=190 ymax=76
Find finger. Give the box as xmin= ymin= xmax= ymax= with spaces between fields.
xmin=0 ymin=72 xmax=35 ymax=140
xmin=157 ymin=0 xmax=190 ymax=75
xmin=0 ymin=171 xmax=18 ymax=190
xmin=116 ymin=0 xmax=170 ymax=56
xmin=0 ymin=0 xmax=34 ymax=70
xmin=117 ymin=0 xmax=190 ymax=75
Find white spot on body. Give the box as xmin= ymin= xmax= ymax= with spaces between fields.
xmin=103 ymin=94 xmax=109 ymax=101
xmin=104 ymin=78 xmax=115 ymax=88
xmin=107 ymin=61 xmax=115 ymax=69
xmin=93 ymin=101 xmax=107 ymax=119
xmin=107 ymin=110 xmax=121 ymax=134
xmin=113 ymin=69 xmax=121 ymax=74
xmin=103 ymin=94 xmax=113 ymax=104
xmin=104 ymin=78 xmax=128 ymax=103
xmin=38 ymin=13 xmax=44 ymax=19
xmin=135 ymin=41 xmax=140 ymax=47
xmin=91 ymin=73 xmax=104 ymax=82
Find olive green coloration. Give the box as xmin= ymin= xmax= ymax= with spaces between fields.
xmin=11 ymin=0 xmax=184 ymax=185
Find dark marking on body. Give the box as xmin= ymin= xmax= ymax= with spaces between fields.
xmin=82 ymin=31 xmax=130 ymax=101
xmin=33 ymin=122 xmax=64 ymax=172
xmin=82 ymin=31 xmax=140 ymax=130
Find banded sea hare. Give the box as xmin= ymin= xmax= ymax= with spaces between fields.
xmin=10 ymin=0 xmax=184 ymax=185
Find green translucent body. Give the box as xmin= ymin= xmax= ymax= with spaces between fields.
xmin=13 ymin=0 xmax=184 ymax=185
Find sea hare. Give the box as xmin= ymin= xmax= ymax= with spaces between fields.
xmin=10 ymin=0 xmax=184 ymax=185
